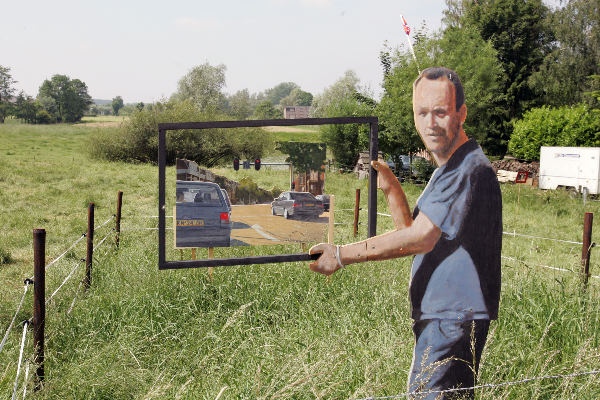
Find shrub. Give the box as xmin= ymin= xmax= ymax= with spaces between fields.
xmin=508 ymin=105 xmax=600 ymax=161
xmin=88 ymin=100 xmax=272 ymax=166
xmin=35 ymin=109 xmax=55 ymax=124
xmin=412 ymin=157 xmax=436 ymax=181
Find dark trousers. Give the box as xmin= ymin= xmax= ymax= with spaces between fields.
xmin=407 ymin=319 xmax=490 ymax=400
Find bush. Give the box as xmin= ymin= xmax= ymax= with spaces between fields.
xmin=412 ymin=157 xmax=436 ymax=181
xmin=35 ymin=109 xmax=55 ymax=124
xmin=88 ymin=100 xmax=273 ymax=166
xmin=508 ymin=105 xmax=600 ymax=161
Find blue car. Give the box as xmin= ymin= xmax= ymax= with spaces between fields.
xmin=175 ymin=181 xmax=232 ymax=248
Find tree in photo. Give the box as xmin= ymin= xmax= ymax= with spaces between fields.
xmin=279 ymin=87 xmax=313 ymax=107
xmin=228 ymin=89 xmax=253 ymax=120
xmin=253 ymin=100 xmax=282 ymax=119
xmin=262 ymin=82 xmax=299 ymax=106
xmin=0 ymin=65 xmax=17 ymax=123
xmin=529 ymin=0 xmax=600 ymax=107
xmin=112 ymin=96 xmax=124 ymax=116
xmin=277 ymin=142 xmax=326 ymax=174
xmin=37 ymin=74 xmax=92 ymax=122
xmin=172 ymin=62 xmax=227 ymax=113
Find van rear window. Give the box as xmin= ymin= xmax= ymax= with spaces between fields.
xmin=177 ymin=186 xmax=223 ymax=206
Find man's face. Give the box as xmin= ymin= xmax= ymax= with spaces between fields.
xmin=413 ymin=78 xmax=465 ymax=158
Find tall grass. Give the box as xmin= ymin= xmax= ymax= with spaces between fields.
xmin=0 ymin=120 xmax=599 ymax=398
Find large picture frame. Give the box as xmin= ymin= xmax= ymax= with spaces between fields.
xmin=158 ymin=117 xmax=379 ymax=270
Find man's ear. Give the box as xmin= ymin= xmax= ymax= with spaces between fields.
xmin=459 ymin=103 xmax=467 ymax=125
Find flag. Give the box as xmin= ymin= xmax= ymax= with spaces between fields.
xmin=401 ymin=15 xmax=410 ymax=35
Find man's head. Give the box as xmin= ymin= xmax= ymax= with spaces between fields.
xmin=412 ymin=67 xmax=468 ymax=165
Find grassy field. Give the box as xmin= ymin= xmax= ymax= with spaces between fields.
xmin=1 ymin=120 xmax=599 ymax=399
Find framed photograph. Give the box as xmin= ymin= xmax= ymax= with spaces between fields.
xmin=158 ymin=117 xmax=379 ymax=270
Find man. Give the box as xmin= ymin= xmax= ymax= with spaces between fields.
xmin=309 ymin=67 xmax=502 ymax=399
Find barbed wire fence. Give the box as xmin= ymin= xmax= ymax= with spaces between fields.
xmin=2 ymin=188 xmax=599 ymax=397
xmin=1 ymin=192 xmax=122 ymax=397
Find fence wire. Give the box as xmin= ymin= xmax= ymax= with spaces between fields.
xmin=93 ymin=229 xmax=114 ymax=252
xmin=11 ymin=321 xmax=29 ymax=400
xmin=355 ymin=369 xmax=600 ymax=400
xmin=46 ymin=260 xmax=83 ymax=304
xmin=94 ymin=215 xmax=115 ymax=231
xmin=28 ymin=234 xmax=86 ymax=281
xmin=0 ymin=283 xmax=31 ymax=357
xmin=502 ymin=255 xmax=600 ymax=280
xmin=21 ymin=359 xmax=30 ymax=400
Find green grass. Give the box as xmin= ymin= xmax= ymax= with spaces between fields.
xmin=1 ymin=121 xmax=599 ymax=398
xmin=80 ymin=115 xmax=129 ymax=124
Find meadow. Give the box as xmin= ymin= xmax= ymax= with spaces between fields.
xmin=1 ymin=118 xmax=599 ymax=399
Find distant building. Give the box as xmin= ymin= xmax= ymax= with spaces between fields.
xmin=283 ymin=106 xmax=311 ymax=119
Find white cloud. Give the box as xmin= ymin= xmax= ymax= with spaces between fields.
xmin=174 ymin=17 xmax=223 ymax=33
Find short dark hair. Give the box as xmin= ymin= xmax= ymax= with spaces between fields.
xmin=413 ymin=67 xmax=464 ymax=111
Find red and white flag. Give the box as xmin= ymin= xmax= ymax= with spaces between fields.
xmin=401 ymin=15 xmax=410 ymax=35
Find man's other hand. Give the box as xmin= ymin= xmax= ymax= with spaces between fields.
xmin=371 ymin=160 xmax=397 ymax=194
xmin=309 ymin=243 xmax=340 ymax=276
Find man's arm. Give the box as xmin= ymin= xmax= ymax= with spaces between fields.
xmin=371 ymin=160 xmax=412 ymax=229
xmin=309 ymin=211 xmax=441 ymax=276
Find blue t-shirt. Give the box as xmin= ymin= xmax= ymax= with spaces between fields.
xmin=410 ymin=139 xmax=502 ymax=320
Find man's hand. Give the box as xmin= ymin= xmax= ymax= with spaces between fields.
xmin=308 ymin=243 xmax=340 ymax=276
xmin=371 ymin=160 xmax=397 ymax=194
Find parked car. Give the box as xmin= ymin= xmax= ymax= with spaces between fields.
xmin=221 ymin=189 xmax=232 ymax=211
xmin=315 ymin=194 xmax=330 ymax=212
xmin=175 ymin=181 xmax=232 ymax=247
xmin=271 ymin=191 xmax=324 ymax=220
xmin=387 ymin=155 xmax=427 ymax=176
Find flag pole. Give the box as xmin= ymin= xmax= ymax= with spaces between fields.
xmin=400 ymin=14 xmax=421 ymax=74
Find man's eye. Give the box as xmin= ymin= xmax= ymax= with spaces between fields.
xmin=435 ymin=110 xmax=447 ymax=116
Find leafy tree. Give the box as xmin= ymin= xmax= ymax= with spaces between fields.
xmin=320 ymin=97 xmax=372 ymax=170
xmin=172 ymin=63 xmax=227 ymax=112
xmin=529 ymin=0 xmax=600 ymax=107
xmin=460 ymin=0 xmax=553 ymax=122
xmin=276 ymin=142 xmax=326 ymax=173
xmin=253 ymin=100 xmax=282 ymax=119
xmin=311 ymin=70 xmax=362 ymax=117
xmin=280 ymin=88 xmax=313 ymax=107
xmin=0 ymin=65 xmax=17 ymax=123
xmin=37 ymin=75 xmax=92 ymax=122
xmin=228 ymin=89 xmax=253 ymax=119
xmin=262 ymin=82 xmax=299 ymax=106
xmin=13 ymin=92 xmax=40 ymax=124
xmin=112 ymin=96 xmax=124 ymax=116
xmin=508 ymin=105 xmax=600 ymax=160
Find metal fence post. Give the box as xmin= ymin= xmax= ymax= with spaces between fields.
xmin=32 ymin=228 xmax=45 ymax=390
xmin=353 ymin=189 xmax=360 ymax=237
xmin=84 ymin=203 xmax=94 ymax=290
xmin=581 ymin=212 xmax=593 ymax=287
xmin=115 ymin=191 xmax=123 ymax=248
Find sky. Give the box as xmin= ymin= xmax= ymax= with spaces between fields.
xmin=2 ymin=0 xmax=563 ymax=104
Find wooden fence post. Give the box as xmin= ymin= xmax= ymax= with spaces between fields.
xmin=328 ymin=195 xmax=335 ymax=244
xmin=353 ymin=189 xmax=360 ymax=237
xmin=32 ymin=228 xmax=46 ymax=390
xmin=115 ymin=191 xmax=123 ymax=248
xmin=84 ymin=203 xmax=94 ymax=290
xmin=581 ymin=212 xmax=593 ymax=287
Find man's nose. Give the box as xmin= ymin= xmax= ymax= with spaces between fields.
xmin=426 ymin=112 xmax=437 ymax=128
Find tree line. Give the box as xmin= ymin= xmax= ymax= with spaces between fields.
xmin=2 ymin=0 xmax=599 ymax=164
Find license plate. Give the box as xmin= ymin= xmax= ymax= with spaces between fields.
xmin=177 ymin=219 xmax=204 ymax=226
xmin=305 ymin=203 xmax=314 ymax=207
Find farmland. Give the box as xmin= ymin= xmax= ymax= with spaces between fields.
xmin=1 ymin=119 xmax=599 ymax=399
